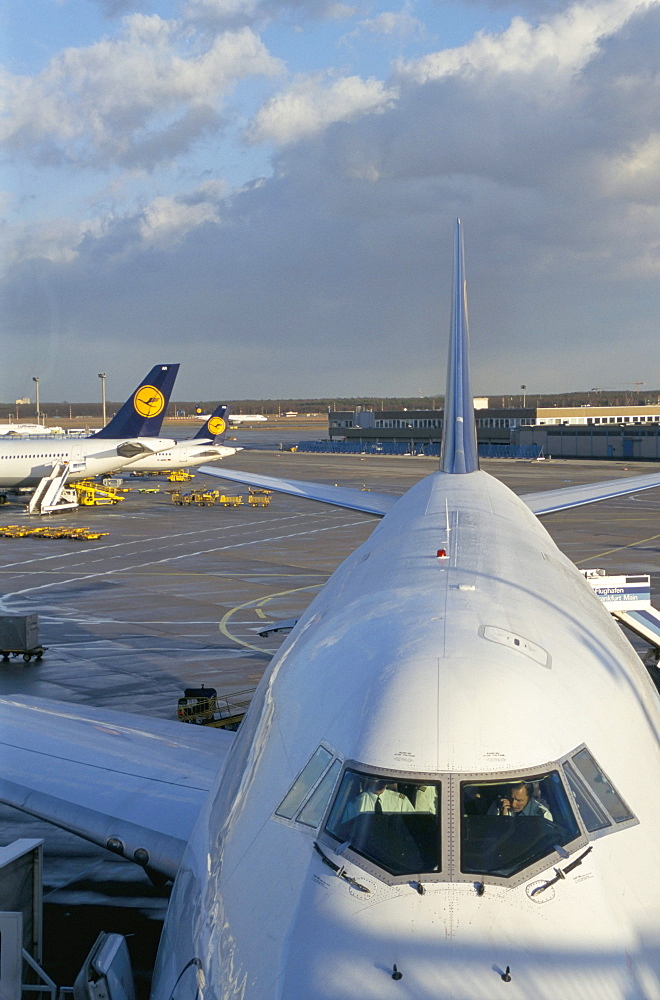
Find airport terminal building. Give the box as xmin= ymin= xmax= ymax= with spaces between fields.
xmin=327 ymin=403 xmax=660 ymax=460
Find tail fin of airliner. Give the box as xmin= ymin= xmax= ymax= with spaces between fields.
xmin=193 ymin=404 xmax=231 ymax=442
xmin=440 ymin=219 xmax=479 ymax=474
xmin=93 ymin=364 xmax=179 ymax=439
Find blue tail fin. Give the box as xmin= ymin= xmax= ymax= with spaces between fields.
xmin=193 ymin=404 xmax=231 ymax=442
xmin=93 ymin=364 xmax=179 ymax=439
xmin=440 ymin=220 xmax=479 ymax=474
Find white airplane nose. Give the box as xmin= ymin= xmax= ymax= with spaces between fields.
xmin=277 ymin=875 xmax=660 ymax=1000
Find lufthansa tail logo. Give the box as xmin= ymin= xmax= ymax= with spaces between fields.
xmin=207 ymin=416 xmax=226 ymax=436
xmin=134 ymin=385 xmax=165 ymax=418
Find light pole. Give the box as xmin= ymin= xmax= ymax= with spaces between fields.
xmin=521 ymin=384 xmax=527 ymax=408
xmin=32 ymin=377 xmax=40 ymax=422
xmin=98 ymin=373 xmax=107 ymax=426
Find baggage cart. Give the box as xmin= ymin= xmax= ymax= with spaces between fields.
xmin=0 ymin=614 xmax=46 ymax=663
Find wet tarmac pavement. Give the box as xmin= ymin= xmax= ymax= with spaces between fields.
xmin=0 ymin=452 xmax=658 ymax=992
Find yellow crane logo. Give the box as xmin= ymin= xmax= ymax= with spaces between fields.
xmin=207 ymin=416 xmax=226 ymax=436
xmin=134 ymin=385 xmax=165 ymax=418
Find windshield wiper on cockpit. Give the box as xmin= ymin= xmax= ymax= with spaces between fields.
xmin=530 ymin=845 xmax=593 ymax=896
xmin=313 ymin=841 xmax=371 ymax=893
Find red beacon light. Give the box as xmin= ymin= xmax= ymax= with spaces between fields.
xmin=436 ymin=548 xmax=448 ymax=558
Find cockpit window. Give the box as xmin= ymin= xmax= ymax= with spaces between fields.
xmin=460 ymin=771 xmax=580 ymax=878
xmin=570 ymin=748 xmax=633 ymax=824
xmin=563 ymin=763 xmax=611 ymax=832
xmin=298 ymin=760 xmax=341 ymax=828
xmin=324 ymin=769 xmax=441 ymax=876
xmin=276 ymin=746 xmax=333 ymax=820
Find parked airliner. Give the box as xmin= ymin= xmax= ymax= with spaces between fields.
xmin=0 ymin=364 xmax=179 ymax=492
xmin=0 ymin=224 xmax=659 ymax=998
xmin=116 ymin=404 xmax=239 ymax=473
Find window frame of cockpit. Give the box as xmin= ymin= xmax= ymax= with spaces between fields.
xmin=273 ymin=743 xmax=342 ymax=832
xmin=454 ymin=765 xmax=587 ymax=887
xmin=318 ymin=760 xmax=588 ymax=888
xmin=317 ymin=761 xmax=445 ymax=886
xmin=560 ymin=743 xmax=638 ymax=840
xmin=314 ymin=748 xmax=637 ymax=888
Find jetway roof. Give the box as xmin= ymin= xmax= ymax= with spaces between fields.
xmin=614 ymin=607 xmax=660 ymax=649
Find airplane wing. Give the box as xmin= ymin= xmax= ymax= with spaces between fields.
xmin=198 ymin=464 xmax=660 ymax=518
xmin=197 ymin=465 xmax=399 ymax=515
xmin=0 ymin=696 xmax=233 ymax=880
xmin=521 ymin=470 xmax=660 ymax=515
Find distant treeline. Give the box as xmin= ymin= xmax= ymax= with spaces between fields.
xmin=1 ymin=390 xmax=658 ymax=421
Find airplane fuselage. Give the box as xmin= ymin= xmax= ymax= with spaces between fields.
xmin=228 ymin=414 xmax=267 ymax=424
xmin=120 ymin=442 xmax=237 ymax=473
xmin=0 ymin=436 xmax=177 ymax=487
xmin=154 ymin=468 xmax=660 ymax=998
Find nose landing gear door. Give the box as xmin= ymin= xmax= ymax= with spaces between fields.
xmin=73 ymin=933 xmax=136 ymax=1000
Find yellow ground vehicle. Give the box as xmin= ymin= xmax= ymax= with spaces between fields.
xmin=177 ymin=686 xmax=255 ymax=730
xmin=0 ymin=524 xmax=109 ymax=541
xmin=170 ymin=491 xmax=246 ymax=507
xmin=71 ymin=482 xmax=124 ymax=506
xmin=247 ymin=493 xmax=271 ymax=507
xmin=215 ymin=494 xmax=243 ymax=507
xmin=168 ymin=469 xmax=195 ymax=482
xmin=169 ymin=491 xmax=189 ymax=505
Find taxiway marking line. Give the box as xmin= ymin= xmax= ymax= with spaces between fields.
xmin=575 ymin=532 xmax=660 ymax=566
xmin=219 ymin=584 xmax=322 ymax=652
xmin=0 ymin=519 xmax=373 ymax=602
xmin=0 ymin=512 xmax=338 ymax=571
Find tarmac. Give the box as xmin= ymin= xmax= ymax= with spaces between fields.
xmin=1 ymin=450 xmax=659 ymax=991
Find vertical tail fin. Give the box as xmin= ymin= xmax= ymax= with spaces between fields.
xmin=193 ymin=404 xmax=231 ymax=442
xmin=93 ymin=364 xmax=179 ymax=439
xmin=440 ymin=220 xmax=479 ymax=474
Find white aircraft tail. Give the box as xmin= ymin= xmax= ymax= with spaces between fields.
xmin=440 ymin=218 xmax=479 ymax=474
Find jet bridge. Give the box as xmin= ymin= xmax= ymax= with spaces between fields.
xmin=614 ymin=607 xmax=660 ymax=651
xmin=0 ymin=839 xmax=137 ymax=999
xmin=582 ymin=570 xmax=660 ymax=688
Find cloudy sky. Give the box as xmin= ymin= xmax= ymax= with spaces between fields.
xmin=1 ymin=0 xmax=659 ymax=405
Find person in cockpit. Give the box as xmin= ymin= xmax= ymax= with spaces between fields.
xmin=344 ymin=778 xmax=414 ymax=820
xmin=414 ymin=784 xmax=437 ymax=813
xmin=488 ymin=781 xmax=553 ymax=821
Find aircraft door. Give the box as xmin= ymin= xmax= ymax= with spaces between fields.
xmin=69 ymin=443 xmax=86 ymax=474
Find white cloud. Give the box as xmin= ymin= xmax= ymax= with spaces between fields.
xmin=397 ymin=0 xmax=653 ymax=87
xmin=184 ymin=0 xmax=264 ymax=23
xmin=0 ymin=181 xmax=228 ymax=268
xmin=0 ymin=14 xmax=282 ymax=169
xmin=183 ymin=0 xmax=358 ymax=29
xmin=246 ymin=73 xmax=399 ymax=145
xmin=352 ymin=8 xmax=425 ymax=38
xmin=0 ymin=214 xmax=106 ymax=268
xmin=602 ymin=135 xmax=660 ymax=201
xmin=91 ymin=0 xmax=150 ymax=15
xmin=2 ymin=0 xmax=660 ymax=400
xmin=139 ymin=183 xmax=226 ymax=246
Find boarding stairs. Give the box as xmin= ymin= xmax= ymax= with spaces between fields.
xmin=27 ymin=462 xmax=79 ymax=515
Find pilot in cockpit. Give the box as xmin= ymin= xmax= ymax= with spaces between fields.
xmin=488 ymin=780 xmax=553 ymax=821
xmin=344 ymin=778 xmax=414 ymax=820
